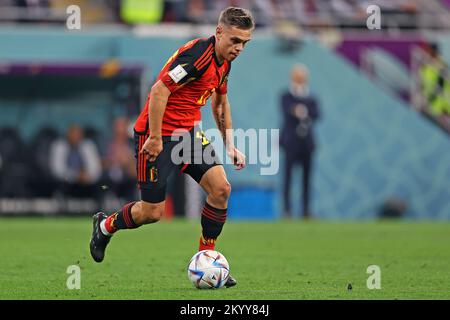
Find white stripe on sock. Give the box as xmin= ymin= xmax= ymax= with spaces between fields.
xmin=100 ymin=219 xmax=112 ymax=236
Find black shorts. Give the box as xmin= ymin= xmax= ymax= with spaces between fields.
xmin=134 ymin=126 xmax=222 ymax=203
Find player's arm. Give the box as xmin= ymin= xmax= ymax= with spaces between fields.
xmin=141 ymin=39 xmax=210 ymax=161
xmin=211 ymin=92 xmax=246 ymax=170
xmin=140 ymin=80 xmax=171 ymax=162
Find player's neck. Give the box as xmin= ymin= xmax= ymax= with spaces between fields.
xmin=214 ymin=43 xmax=225 ymax=65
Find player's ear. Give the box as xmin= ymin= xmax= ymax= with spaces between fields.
xmin=216 ymin=25 xmax=223 ymax=39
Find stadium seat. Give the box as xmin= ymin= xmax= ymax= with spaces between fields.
xmin=0 ymin=127 xmax=29 ymax=197
xmin=28 ymin=126 xmax=60 ymax=197
xmin=84 ymin=126 xmax=105 ymax=155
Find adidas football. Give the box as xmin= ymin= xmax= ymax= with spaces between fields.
xmin=187 ymin=250 xmax=230 ymax=289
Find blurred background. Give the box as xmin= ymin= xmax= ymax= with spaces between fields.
xmin=0 ymin=0 xmax=449 ymax=221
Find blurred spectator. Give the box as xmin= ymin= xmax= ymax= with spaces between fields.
xmin=16 ymin=0 xmax=49 ymax=8
xmin=160 ymin=1 xmax=190 ymax=23
xmin=49 ymin=0 xmax=119 ymax=24
xmin=280 ymin=64 xmax=320 ymax=219
xmin=120 ymin=0 xmax=164 ymax=24
xmin=186 ymin=0 xmax=207 ymax=24
xmin=15 ymin=0 xmax=50 ymax=23
xmin=102 ymin=117 xmax=137 ymax=201
xmin=1 ymin=0 xmax=447 ymax=29
xmin=28 ymin=126 xmax=59 ymax=197
xmin=212 ymin=0 xmax=275 ymax=27
xmin=419 ymin=43 xmax=450 ymax=117
xmin=49 ymin=124 xmax=102 ymax=198
xmin=0 ymin=127 xmax=28 ymax=197
xmin=275 ymin=0 xmax=330 ymax=28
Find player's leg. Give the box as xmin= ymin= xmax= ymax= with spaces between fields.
xmin=182 ymin=163 xmax=230 ymax=251
xmin=196 ymin=165 xmax=237 ymax=287
xmin=90 ymin=201 xmax=166 ymax=263
xmin=182 ymin=128 xmax=236 ymax=286
xmin=197 ymin=165 xmax=230 ymax=250
xmin=100 ymin=179 xmax=169 ymax=235
xmin=184 ymin=164 xmax=236 ymax=287
xmin=181 ymin=128 xmax=230 ymax=251
xmin=101 ymin=200 xmax=165 ymax=235
xmin=90 ymin=133 xmax=175 ymax=263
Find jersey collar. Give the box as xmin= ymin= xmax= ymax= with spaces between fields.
xmin=211 ymin=36 xmax=225 ymax=67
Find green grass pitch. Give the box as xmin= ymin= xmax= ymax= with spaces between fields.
xmin=0 ymin=217 xmax=449 ymax=300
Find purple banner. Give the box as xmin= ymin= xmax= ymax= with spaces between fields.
xmin=0 ymin=62 xmax=144 ymax=77
xmin=335 ymin=32 xmax=426 ymax=69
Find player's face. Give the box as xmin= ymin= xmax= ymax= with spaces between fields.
xmin=216 ymin=25 xmax=252 ymax=62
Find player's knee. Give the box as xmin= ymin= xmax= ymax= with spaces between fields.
xmin=210 ymin=181 xmax=231 ymax=203
xmin=139 ymin=202 xmax=164 ymax=224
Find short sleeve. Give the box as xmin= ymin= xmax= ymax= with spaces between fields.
xmin=160 ymin=39 xmax=213 ymax=93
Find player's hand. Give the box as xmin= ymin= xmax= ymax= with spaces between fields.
xmin=227 ymin=146 xmax=246 ymax=170
xmin=140 ymin=136 xmax=163 ymax=162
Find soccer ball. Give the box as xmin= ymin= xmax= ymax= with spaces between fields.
xmin=187 ymin=250 xmax=230 ymax=289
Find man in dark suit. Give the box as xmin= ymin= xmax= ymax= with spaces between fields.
xmin=280 ymin=64 xmax=320 ymax=219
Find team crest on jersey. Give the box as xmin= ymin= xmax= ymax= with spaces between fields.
xmin=149 ymin=166 xmax=158 ymax=182
xmin=168 ymin=64 xmax=188 ymax=83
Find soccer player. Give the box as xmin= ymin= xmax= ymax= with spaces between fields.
xmin=90 ymin=7 xmax=254 ymax=288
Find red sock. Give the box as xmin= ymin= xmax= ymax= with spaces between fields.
xmin=103 ymin=202 xmax=138 ymax=235
xmin=104 ymin=213 xmax=118 ymax=234
xmin=199 ymin=235 xmax=216 ymax=251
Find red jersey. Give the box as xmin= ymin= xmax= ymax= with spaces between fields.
xmin=134 ymin=36 xmax=231 ymax=136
